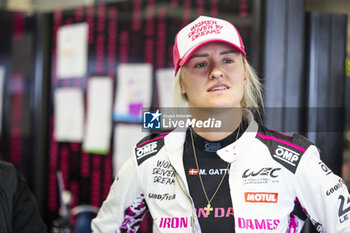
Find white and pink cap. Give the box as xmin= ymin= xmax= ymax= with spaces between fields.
xmin=173 ymin=15 xmax=246 ymax=74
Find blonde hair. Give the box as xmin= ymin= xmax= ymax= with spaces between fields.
xmin=172 ymin=58 xmax=264 ymax=121
xmin=172 ymin=67 xmax=188 ymax=108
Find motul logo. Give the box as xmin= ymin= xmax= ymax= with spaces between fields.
xmin=244 ymin=192 xmax=278 ymax=203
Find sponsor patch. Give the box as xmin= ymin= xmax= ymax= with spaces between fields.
xmin=152 ymin=160 xmax=175 ymax=186
xmin=326 ymin=179 xmax=345 ymax=196
xmin=244 ymin=192 xmax=278 ymax=203
xmin=242 ymin=168 xmax=281 ymax=178
xmin=148 ymin=193 xmax=176 ymax=201
xmin=135 ymin=134 xmax=166 ymax=165
xmin=338 ymin=195 xmax=350 ymax=224
xmin=196 ymin=207 xmax=234 ymax=218
xmin=137 ymin=141 xmax=158 ymax=159
xmin=157 ymin=216 xmax=193 ymax=229
xmin=242 ymin=167 xmax=280 ymax=185
xmin=188 ymin=168 xmax=229 ymax=176
xmin=256 ymin=128 xmax=311 ymax=173
xmin=273 ymin=145 xmax=300 ymax=166
xmin=204 ymin=142 xmax=221 ymax=152
xmin=236 ymin=217 xmax=280 ymax=230
xmin=318 ymin=161 xmax=332 ymax=176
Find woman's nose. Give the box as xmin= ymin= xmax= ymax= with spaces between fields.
xmin=209 ymin=64 xmax=224 ymax=80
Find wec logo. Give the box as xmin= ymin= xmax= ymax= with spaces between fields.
xmin=242 ymin=167 xmax=281 ymax=178
xmin=136 ymin=142 xmax=157 ymax=160
xmin=273 ymin=145 xmax=300 ymax=166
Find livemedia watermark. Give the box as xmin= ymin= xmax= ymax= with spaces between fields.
xmin=142 ymin=108 xmax=244 ymax=132
xmin=141 ymin=107 xmax=348 ymax=133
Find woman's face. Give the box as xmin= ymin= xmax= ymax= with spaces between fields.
xmin=180 ymin=42 xmax=247 ymax=108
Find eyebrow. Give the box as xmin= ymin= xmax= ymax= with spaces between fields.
xmin=190 ymin=50 xmax=238 ymax=59
xmin=220 ymin=50 xmax=237 ymax=55
xmin=190 ymin=53 xmax=209 ymax=59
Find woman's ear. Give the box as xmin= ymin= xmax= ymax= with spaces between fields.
xmin=180 ymin=79 xmax=186 ymax=95
xmin=242 ymin=58 xmax=248 ymax=86
xmin=244 ymin=74 xmax=248 ymax=86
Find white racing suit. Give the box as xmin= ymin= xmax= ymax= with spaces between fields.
xmin=91 ymin=112 xmax=350 ymax=232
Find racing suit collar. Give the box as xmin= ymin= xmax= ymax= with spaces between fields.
xmin=164 ymin=128 xmax=187 ymax=153
xmin=164 ymin=110 xmax=259 ymax=164
xmin=216 ymin=110 xmax=258 ymax=163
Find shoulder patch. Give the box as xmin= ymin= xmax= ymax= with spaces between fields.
xmin=135 ymin=132 xmax=169 ymax=166
xmin=256 ymin=126 xmax=313 ymax=173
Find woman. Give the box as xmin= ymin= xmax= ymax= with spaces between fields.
xmin=92 ymin=16 xmax=350 ymax=233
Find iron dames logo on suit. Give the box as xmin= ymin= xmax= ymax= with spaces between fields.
xmin=236 ymin=217 xmax=280 ymax=230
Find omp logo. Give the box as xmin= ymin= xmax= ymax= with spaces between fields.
xmin=136 ymin=142 xmax=157 ymax=160
xmin=244 ymin=192 xmax=278 ymax=203
xmin=273 ymin=145 xmax=300 ymax=166
xmin=204 ymin=142 xmax=221 ymax=152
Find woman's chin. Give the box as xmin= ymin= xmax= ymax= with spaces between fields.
xmin=195 ymin=102 xmax=237 ymax=109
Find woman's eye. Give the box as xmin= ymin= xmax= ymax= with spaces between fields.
xmin=194 ymin=62 xmax=207 ymax=68
xmin=224 ymin=59 xmax=233 ymax=63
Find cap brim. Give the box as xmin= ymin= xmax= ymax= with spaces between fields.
xmin=178 ymin=39 xmax=246 ymax=67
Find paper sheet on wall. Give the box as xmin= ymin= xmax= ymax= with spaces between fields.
xmin=156 ymin=68 xmax=175 ymax=109
xmin=113 ymin=63 xmax=152 ymax=122
xmin=113 ymin=124 xmax=148 ymax=176
xmin=83 ymin=77 xmax=113 ymax=154
xmin=57 ymin=22 xmax=88 ymax=79
xmin=0 ymin=67 xmax=5 ymax=136
xmin=54 ymin=88 xmax=84 ymax=142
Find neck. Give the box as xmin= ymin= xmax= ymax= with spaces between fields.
xmin=190 ymin=108 xmax=243 ymax=141
xmin=194 ymin=131 xmax=239 ymax=141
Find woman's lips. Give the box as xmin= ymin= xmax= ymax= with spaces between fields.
xmin=207 ymin=83 xmax=230 ymax=92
